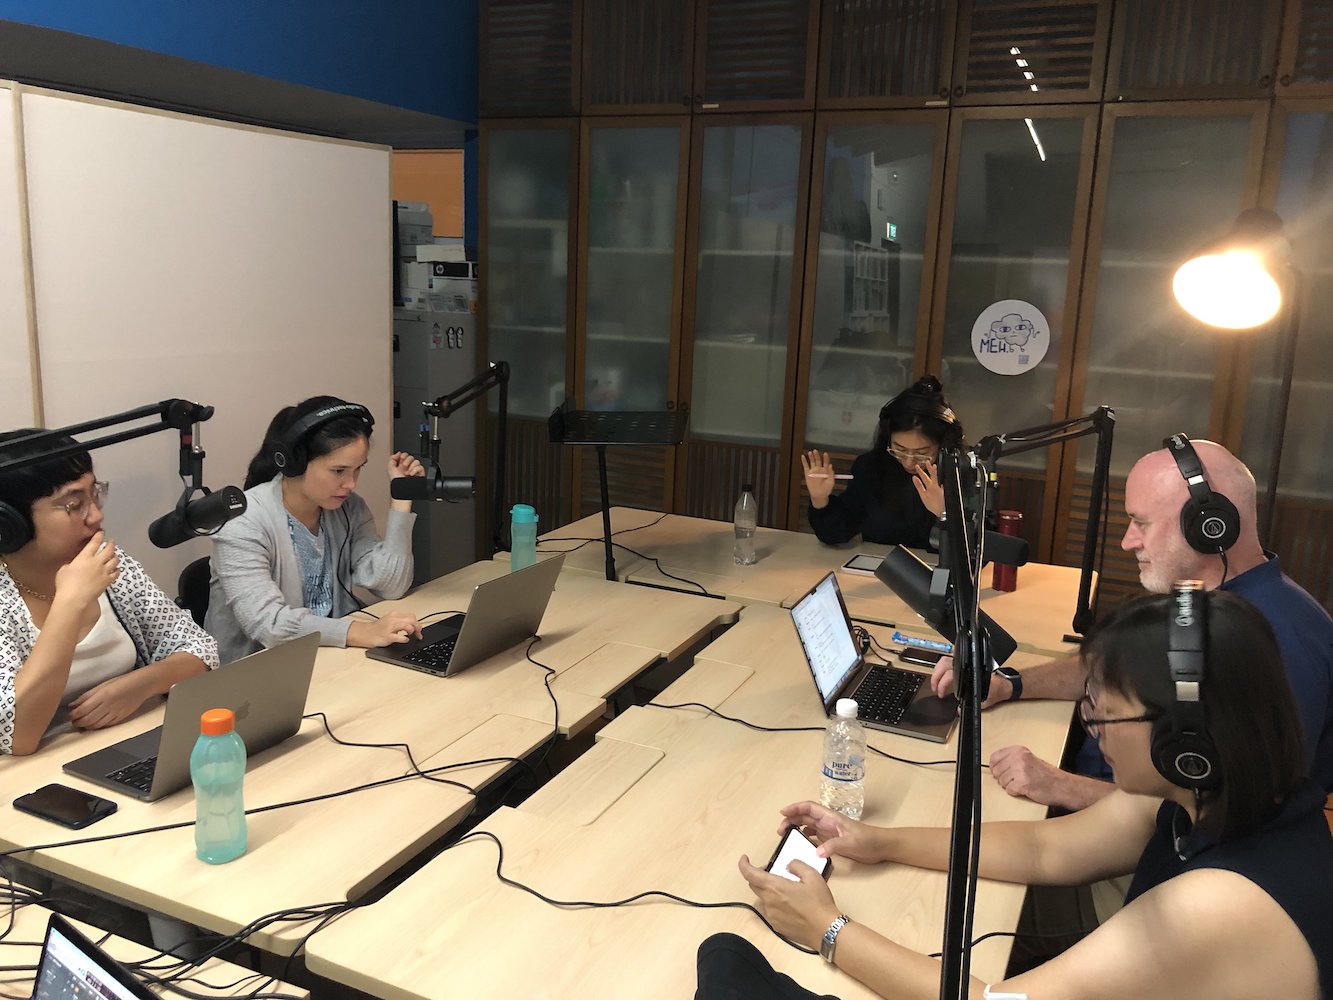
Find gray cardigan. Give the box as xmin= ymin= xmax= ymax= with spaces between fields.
xmin=206 ymin=477 xmax=415 ymax=664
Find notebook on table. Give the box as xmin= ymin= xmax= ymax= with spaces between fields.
xmin=789 ymin=572 xmax=957 ymax=743
xmin=366 ymin=553 xmax=566 ymax=677
xmin=63 ymin=631 xmax=319 ymax=801
xmin=33 ymin=912 xmax=155 ymax=999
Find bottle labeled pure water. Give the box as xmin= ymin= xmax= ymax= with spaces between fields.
xmin=820 ymin=698 xmax=866 ymax=820
xmin=190 ymin=708 xmax=247 ymax=864
xmin=733 ymin=484 xmax=757 ymax=565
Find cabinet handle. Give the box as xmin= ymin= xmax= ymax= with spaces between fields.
xmin=666 ymin=400 xmax=675 ymax=410
xmin=1279 ymin=74 xmax=1292 ymax=87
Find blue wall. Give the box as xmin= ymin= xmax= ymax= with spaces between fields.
xmin=0 ymin=0 xmax=478 ymax=124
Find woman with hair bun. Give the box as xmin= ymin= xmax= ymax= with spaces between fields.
xmin=801 ymin=375 xmax=964 ymax=547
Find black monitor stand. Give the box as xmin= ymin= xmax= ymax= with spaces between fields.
xmin=548 ymin=406 xmax=688 ymax=581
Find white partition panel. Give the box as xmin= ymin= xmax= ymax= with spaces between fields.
xmin=0 ymin=85 xmax=35 ymax=428
xmin=21 ymin=89 xmax=391 ymax=588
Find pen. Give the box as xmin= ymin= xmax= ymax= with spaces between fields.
xmin=806 ymin=473 xmax=854 ymax=480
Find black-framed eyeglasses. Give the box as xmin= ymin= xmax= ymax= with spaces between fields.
xmin=46 ymin=481 xmax=110 ymax=520
xmin=1077 ymin=692 xmax=1161 ymax=741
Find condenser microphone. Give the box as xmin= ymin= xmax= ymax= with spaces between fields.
xmin=148 ymin=486 xmax=247 ymax=548
xmin=391 ymin=472 xmax=476 ymax=502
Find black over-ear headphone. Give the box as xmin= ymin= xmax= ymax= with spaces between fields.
xmin=1150 ymin=581 xmax=1220 ymax=791
xmin=269 ymin=403 xmax=374 ymax=478
xmin=1163 ymin=433 xmax=1240 ymax=554
xmin=0 ymin=501 xmax=33 ymax=555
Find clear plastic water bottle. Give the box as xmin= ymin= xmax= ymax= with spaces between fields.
xmin=510 ymin=503 xmax=538 ymax=571
xmin=820 ymin=698 xmax=866 ymax=820
xmin=733 ymin=484 xmax=757 ymax=565
xmin=190 ymin=708 xmax=247 ymax=864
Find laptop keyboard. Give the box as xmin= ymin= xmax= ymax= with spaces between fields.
xmin=851 ymin=667 xmax=923 ymax=725
xmin=107 ymin=756 xmax=158 ymax=793
xmin=401 ymin=635 xmax=459 ymax=674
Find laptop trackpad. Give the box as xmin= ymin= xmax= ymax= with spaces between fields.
xmin=903 ymin=694 xmax=958 ymax=726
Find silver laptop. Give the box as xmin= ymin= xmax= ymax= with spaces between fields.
xmin=790 ymin=572 xmax=957 ymax=743
xmin=366 ymin=553 xmax=566 ymax=677
xmin=63 ymin=632 xmax=319 ymax=801
xmin=35 ymin=912 xmax=155 ymax=1000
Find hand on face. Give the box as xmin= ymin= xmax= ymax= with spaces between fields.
xmin=911 ymin=459 xmax=944 ymax=516
xmin=800 ymin=450 xmax=836 ymax=506
xmin=388 ymin=452 xmax=425 ymax=481
xmin=53 ymin=532 xmax=119 ymax=612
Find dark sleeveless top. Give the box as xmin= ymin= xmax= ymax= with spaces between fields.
xmin=1126 ymin=780 xmax=1333 ymax=999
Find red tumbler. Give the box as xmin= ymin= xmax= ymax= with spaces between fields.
xmin=991 ymin=510 xmax=1022 ymax=592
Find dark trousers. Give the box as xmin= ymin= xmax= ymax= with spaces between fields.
xmin=695 ymin=933 xmax=841 ymax=1000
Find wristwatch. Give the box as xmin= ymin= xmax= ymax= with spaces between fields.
xmin=993 ymin=665 xmax=1022 ymax=701
xmin=820 ymin=914 xmax=852 ymax=964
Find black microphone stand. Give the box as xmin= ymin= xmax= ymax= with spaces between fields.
xmin=0 ymin=398 xmax=217 ymax=475
xmin=413 ymin=361 xmax=510 ymax=556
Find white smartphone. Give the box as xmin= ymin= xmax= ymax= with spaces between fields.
xmin=841 ymin=553 xmax=883 ymax=576
xmin=765 ymin=826 xmax=831 ymax=881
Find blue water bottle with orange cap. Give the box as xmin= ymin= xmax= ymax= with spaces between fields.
xmin=189 ymin=708 xmax=247 ymax=864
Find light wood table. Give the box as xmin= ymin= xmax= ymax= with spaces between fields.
xmin=0 ymin=562 xmax=740 ymax=955
xmin=524 ymin=508 xmax=1091 ymax=657
xmin=0 ymin=904 xmax=309 ymax=997
xmin=306 ymin=604 xmax=1073 ymax=998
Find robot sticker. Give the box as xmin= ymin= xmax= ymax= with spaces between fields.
xmin=970 ymin=299 xmax=1050 ymax=376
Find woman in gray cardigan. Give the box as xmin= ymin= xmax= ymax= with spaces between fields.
xmin=206 ymin=396 xmax=426 ymax=664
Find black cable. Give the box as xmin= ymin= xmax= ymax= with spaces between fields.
xmin=522 ymin=636 xmax=561 ymax=776
xmin=453 ymin=829 xmax=818 ymax=956
xmin=651 ymin=701 xmax=974 ymax=768
xmin=610 ymin=542 xmax=716 ymax=597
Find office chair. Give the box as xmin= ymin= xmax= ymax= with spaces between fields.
xmin=175 ymin=556 xmax=211 ymax=627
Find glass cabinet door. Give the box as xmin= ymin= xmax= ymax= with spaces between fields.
xmin=484 ymin=127 xmax=574 ymax=419
xmin=935 ymin=112 xmax=1093 ymax=466
xmin=677 ymin=117 xmax=809 ymax=523
xmin=582 ymin=123 xmax=684 ymax=411
xmin=1078 ymin=111 xmax=1261 ymax=474
xmin=803 ymin=118 xmax=943 ymax=452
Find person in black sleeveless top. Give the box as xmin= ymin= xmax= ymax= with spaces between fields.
xmin=713 ymin=590 xmax=1333 ymax=1000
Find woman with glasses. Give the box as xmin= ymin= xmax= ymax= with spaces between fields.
xmin=714 ymin=589 xmax=1331 ymax=1000
xmin=801 ymin=375 xmax=964 ymax=547
xmin=0 ymin=430 xmax=216 ymax=756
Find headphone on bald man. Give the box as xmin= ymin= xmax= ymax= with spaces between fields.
xmin=1162 ymin=433 xmax=1240 ymax=554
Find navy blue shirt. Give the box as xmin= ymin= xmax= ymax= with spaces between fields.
xmin=1127 ymin=780 xmax=1333 ymax=1000
xmin=807 ymin=451 xmax=936 ymax=548
xmin=1222 ymin=554 xmax=1333 ymax=790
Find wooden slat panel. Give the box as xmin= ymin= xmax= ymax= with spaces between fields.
xmin=1265 ymin=497 xmax=1333 ymax=612
xmin=823 ymin=0 xmax=951 ymax=101
xmin=1061 ymin=473 xmax=1138 ymax=613
xmin=1293 ymin=0 xmax=1333 ymax=85
xmin=584 ymin=0 xmax=690 ymax=107
xmin=1113 ymin=0 xmax=1274 ymax=96
xmin=482 ymin=0 xmax=577 ymax=116
xmin=681 ymin=439 xmax=784 ymax=525
xmin=577 ymin=446 xmax=671 ymax=516
xmin=993 ymin=469 xmax=1046 ymax=554
xmin=702 ymin=0 xmax=812 ymax=103
xmin=961 ymin=0 xmax=1100 ymax=96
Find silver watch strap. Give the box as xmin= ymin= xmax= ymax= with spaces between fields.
xmin=820 ymin=914 xmax=852 ymax=964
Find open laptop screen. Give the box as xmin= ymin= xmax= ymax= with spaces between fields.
xmin=790 ymin=573 xmax=861 ymax=706
xmin=35 ymin=913 xmax=154 ymax=1000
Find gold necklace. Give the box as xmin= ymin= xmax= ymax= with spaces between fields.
xmin=0 ymin=561 xmax=52 ymax=602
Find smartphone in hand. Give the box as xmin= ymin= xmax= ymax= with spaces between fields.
xmin=765 ymin=826 xmax=831 ymax=881
xmin=14 ymin=783 xmax=117 ymax=829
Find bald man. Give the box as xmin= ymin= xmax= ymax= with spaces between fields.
xmin=932 ymin=438 xmax=1333 ymax=811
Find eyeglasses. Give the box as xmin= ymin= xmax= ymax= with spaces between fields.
xmin=47 ymin=481 xmax=110 ymax=519
xmin=1076 ymin=687 xmax=1161 ymax=741
xmin=887 ymin=446 xmax=937 ymax=466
